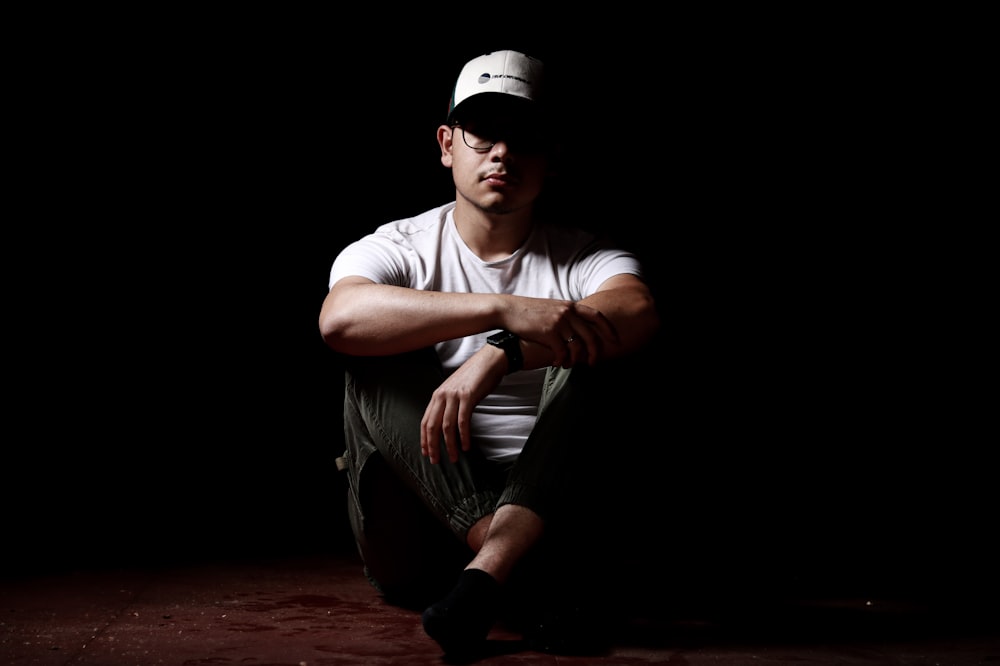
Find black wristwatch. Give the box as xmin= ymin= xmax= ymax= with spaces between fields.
xmin=486 ymin=330 xmax=523 ymax=374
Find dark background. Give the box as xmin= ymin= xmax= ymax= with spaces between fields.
xmin=7 ymin=10 xmax=993 ymax=608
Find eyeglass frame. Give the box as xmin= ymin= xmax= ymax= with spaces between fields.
xmin=449 ymin=124 xmax=501 ymax=153
xmin=448 ymin=123 xmax=548 ymax=154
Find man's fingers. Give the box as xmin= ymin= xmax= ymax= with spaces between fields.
xmin=573 ymin=306 xmax=619 ymax=342
xmin=421 ymin=402 xmax=444 ymax=464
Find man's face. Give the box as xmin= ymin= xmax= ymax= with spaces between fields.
xmin=443 ymin=104 xmax=551 ymax=216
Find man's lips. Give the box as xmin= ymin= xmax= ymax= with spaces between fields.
xmin=482 ymin=172 xmax=516 ymax=185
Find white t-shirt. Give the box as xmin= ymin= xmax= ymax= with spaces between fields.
xmin=329 ymin=202 xmax=644 ymax=463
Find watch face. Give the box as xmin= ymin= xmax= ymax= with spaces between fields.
xmin=486 ymin=330 xmax=522 ymax=374
xmin=488 ymin=331 xmax=514 ymax=346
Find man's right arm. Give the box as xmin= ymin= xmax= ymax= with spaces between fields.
xmin=319 ymin=276 xmax=503 ymax=356
xmin=320 ymin=275 xmax=623 ymax=365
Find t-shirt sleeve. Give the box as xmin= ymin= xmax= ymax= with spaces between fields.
xmin=328 ymin=233 xmax=412 ymax=289
xmin=571 ymin=238 xmax=645 ymax=299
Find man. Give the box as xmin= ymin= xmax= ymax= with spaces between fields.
xmin=320 ymin=49 xmax=660 ymax=656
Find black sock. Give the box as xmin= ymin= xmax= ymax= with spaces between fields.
xmin=421 ymin=568 xmax=500 ymax=655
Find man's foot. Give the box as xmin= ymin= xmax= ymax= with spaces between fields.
xmin=421 ymin=568 xmax=501 ymax=657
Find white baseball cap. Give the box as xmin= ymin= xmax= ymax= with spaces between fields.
xmin=447 ymin=50 xmax=545 ymax=123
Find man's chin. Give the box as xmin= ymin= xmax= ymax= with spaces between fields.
xmin=477 ymin=197 xmax=528 ymax=216
xmin=458 ymin=190 xmax=529 ymax=216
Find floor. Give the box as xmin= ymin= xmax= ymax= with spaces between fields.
xmin=3 ymin=549 xmax=999 ymax=666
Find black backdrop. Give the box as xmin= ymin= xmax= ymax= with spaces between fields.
xmin=7 ymin=11 xmax=993 ymax=608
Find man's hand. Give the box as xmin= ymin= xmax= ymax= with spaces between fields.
xmin=420 ymin=345 xmax=507 ymax=464
xmin=503 ymin=297 xmax=619 ymax=368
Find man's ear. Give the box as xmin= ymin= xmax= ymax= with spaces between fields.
xmin=438 ymin=125 xmax=454 ymax=167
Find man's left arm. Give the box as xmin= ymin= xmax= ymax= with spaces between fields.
xmin=578 ymin=273 xmax=660 ymax=360
xmin=516 ymin=273 xmax=660 ymax=371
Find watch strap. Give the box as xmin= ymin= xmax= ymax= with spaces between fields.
xmin=486 ymin=330 xmax=523 ymax=374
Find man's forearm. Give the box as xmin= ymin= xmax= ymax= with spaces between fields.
xmin=577 ymin=283 xmax=660 ymax=360
xmin=320 ymin=282 xmax=502 ymax=356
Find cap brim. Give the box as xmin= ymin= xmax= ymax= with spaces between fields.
xmin=447 ymin=93 xmax=540 ymax=125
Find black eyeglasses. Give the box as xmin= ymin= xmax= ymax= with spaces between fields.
xmin=450 ymin=123 xmax=546 ymax=154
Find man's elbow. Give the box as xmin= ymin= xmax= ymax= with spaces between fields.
xmin=624 ymin=294 xmax=661 ymax=351
xmin=319 ymin=311 xmax=348 ymax=352
xmin=318 ymin=296 xmax=361 ymax=354
xmin=630 ymin=307 xmax=661 ymax=350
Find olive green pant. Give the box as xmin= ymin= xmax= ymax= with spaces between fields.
xmin=339 ymin=348 xmax=632 ymax=607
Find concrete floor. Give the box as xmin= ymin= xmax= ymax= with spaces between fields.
xmin=3 ymin=551 xmax=999 ymax=665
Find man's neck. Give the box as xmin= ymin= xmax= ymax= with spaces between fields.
xmin=452 ymin=198 xmax=535 ymax=262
